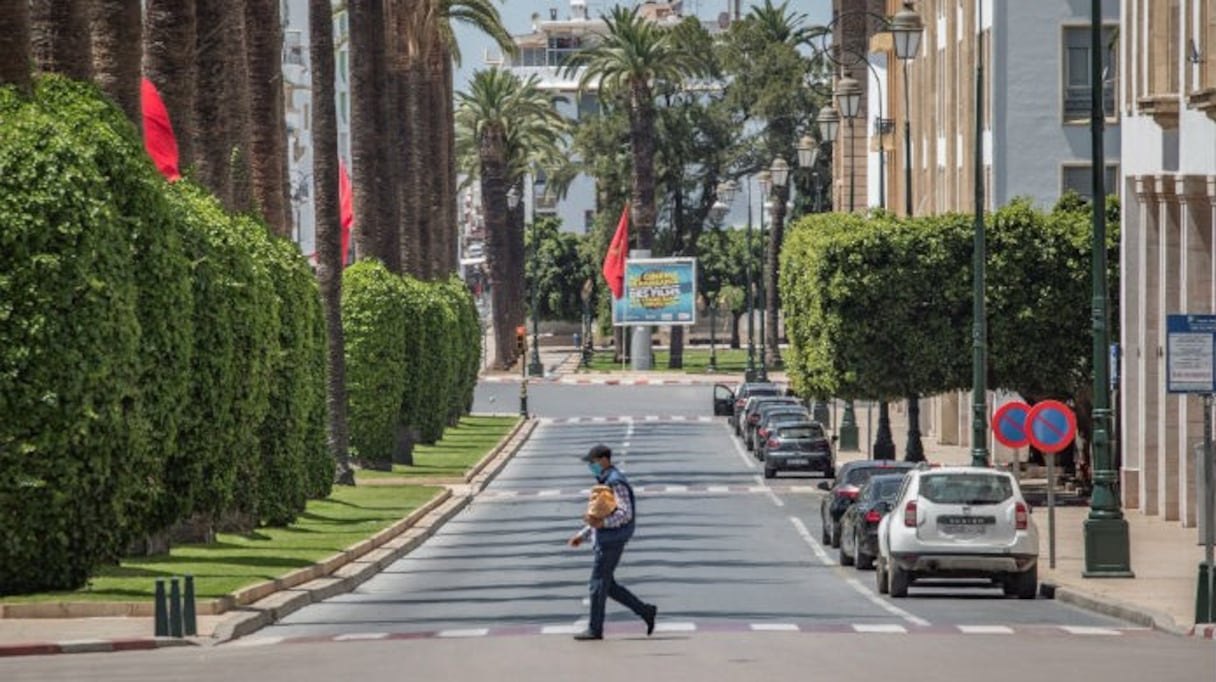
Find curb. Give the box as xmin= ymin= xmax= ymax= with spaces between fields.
xmin=1039 ymin=581 xmax=1192 ymax=637
xmin=209 ymin=417 xmax=537 ymax=645
xmin=0 ymin=636 xmax=196 ymax=658
xmin=1189 ymin=624 xmax=1216 ymax=639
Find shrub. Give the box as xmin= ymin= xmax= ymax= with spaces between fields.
xmin=343 ymin=261 xmax=408 ymax=468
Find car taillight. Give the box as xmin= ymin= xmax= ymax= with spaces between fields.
xmin=903 ymin=500 xmax=918 ymax=527
xmin=864 ymin=509 xmax=882 ymax=523
xmin=767 ymin=438 xmax=779 ymax=449
xmin=758 ymin=427 xmax=769 ymax=438
xmin=736 ymin=399 xmax=746 ymax=408
xmin=1015 ymin=502 xmax=1028 ymax=530
xmin=837 ymin=486 xmax=859 ymax=499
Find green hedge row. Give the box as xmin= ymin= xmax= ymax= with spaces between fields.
xmin=780 ymin=196 xmax=1119 ymax=405
xmin=343 ymin=265 xmax=481 ymax=466
xmin=0 ymin=77 xmax=332 ymax=594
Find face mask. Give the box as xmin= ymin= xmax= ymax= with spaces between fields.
xmin=588 ymin=462 xmax=603 ymax=477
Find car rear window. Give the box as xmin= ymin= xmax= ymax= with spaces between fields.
xmin=869 ymin=477 xmax=904 ymax=500
xmin=778 ymin=425 xmax=824 ymax=439
xmin=843 ymin=464 xmax=914 ymax=486
xmin=919 ymin=473 xmax=1013 ymax=504
xmin=747 ymin=388 xmax=779 ymax=398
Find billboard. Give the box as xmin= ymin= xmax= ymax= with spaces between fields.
xmin=612 ymin=257 xmax=697 ymax=326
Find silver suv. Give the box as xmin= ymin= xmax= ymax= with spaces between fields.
xmin=876 ymin=466 xmax=1039 ymax=599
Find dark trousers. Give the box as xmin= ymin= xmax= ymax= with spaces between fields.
xmin=588 ymin=540 xmax=648 ymax=635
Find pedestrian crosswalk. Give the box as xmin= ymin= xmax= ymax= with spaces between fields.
xmin=228 ymin=622 xmax=1153 ymax=648
xmin=473 ymin=482 xmax=825 ymax=502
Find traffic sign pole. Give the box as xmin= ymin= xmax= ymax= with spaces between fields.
xmin=1047 ymin=453 xmax=1056 ymax=569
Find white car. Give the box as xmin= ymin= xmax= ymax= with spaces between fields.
xmin=875 ymin=466 xmax=1039 ymax=599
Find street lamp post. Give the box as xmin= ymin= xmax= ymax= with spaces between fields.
xmin=757 ymin=170 xmax=771 ymax=383
xmin=507 ymin=186 xmax=529 ymax=416
xmin=526 ymin=181 xmax=545 ymax=378
xmin=1082 ymin=0 xmax=1132 ymax=577
xmin=767 ymin=157 xmax=790 ymax=371
xmin=892 ymin=4 xmax=926 ymax=462
xmin=744 ymin=178 xmax=758 ymax=382
xmin=705 ymin=192 xmax=731 ymax=373
xmin=970 ymin=0 xmax=989 ymax=468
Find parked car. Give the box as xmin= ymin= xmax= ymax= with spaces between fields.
xmin=875 ymin=466 xmax=1039 ymax=599
xmin=725 ymin=382 xmax=782 ymax=434
xmin=741 ymin=396 xmax=801 ymax=448
xmin=762 ymin=421 xmax=835 ymax=479
xmin=749 ymin=402 xmax=809 ymax=451
xmin=755 ymin=408 xmax=815 ymax=460
xmin=838 ymin=473 xmax=909 ymax=569
xmin=818 ymin=460 xmax=917 ymax=548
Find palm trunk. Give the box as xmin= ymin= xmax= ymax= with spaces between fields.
xmin=309 ymin=0 xmax=354 ymax=485
xmin=349 ymin=0 xmax=385 ymax=265
xmin=193 ymin=0 xmax=238 ymax=207
xmin=245 ymin=0 xmax=290 ymax=236
xmin=0 ymin=0 xmax=31 ymax=94
xmin=30 ymin=0 xmax=91 ymax=81
xmin=227 ymin=7 xmax=254 ymax=213
xmin=422 ymin=45 xmax=448 ymax=278
xmin=629 ymin=83 xmax=657 ymax=250
xmin=144 ymin=0 xmax=196 ymax=170
xmin=89 ymin=0 xmax=142 ymax=130
xmin=402 ymin=58 xmax=426 ymax=277
xmin=765 ymin=183 xmax=787 ymax=368
xmin=480 ymin=128 xmax=513 ymax=369
xmin=438 ymin=50 xmax=458 ymax=275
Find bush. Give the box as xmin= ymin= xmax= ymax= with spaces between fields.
xmin=343 ymin=261 xmax=409 ymax=468
xmin=0 ymin=80 xmax=144 ymax=593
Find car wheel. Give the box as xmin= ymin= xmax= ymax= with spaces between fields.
xmin=763 ymin=467 xmax=775 ymax=479
xmin=1014 ymin=564 xmax=1038 ymax=600
xmin=889 ymin=563 xmax=910 ymax=598
xmin=829 ymin=523 xmax=841 ymax=548
xmin=855 ymin=534 xmax=874 ymax=570
xmin=821 ymin=516 xmax=831 ymax=545
xmin=876 ymin=557 xmax=889 ymax=594
xmin=839 ymin=537 xmax=854 ymax=566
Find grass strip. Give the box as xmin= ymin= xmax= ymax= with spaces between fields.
xmin=355 ymin=415 xmax=519 ymax=479
xmin=583 ymin=348 xmax=752 ymax=374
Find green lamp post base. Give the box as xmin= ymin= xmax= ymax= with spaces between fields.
xmin=1082 ymin=517 xmax=1134 ymax=577
xmin=838 ymin=401 xmax=859 ymax=451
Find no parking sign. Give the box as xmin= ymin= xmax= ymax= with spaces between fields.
xmin=992 ymin=402 xmax=1032 ymax=449
xmin=1025 ymin=400 xmax=1077 ymax=454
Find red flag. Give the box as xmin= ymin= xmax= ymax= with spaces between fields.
xmin=140 ymin=78 xmax=181 ymax=182
xmin=601 ymin=202 xmax=629 ymax=299
xmin=338 ymin=160 xmax=354 ymax=265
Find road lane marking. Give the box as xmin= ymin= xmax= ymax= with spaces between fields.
xmin=844 ymin=577 xmax=931 ymax=627
xmin=666 ymin=485 xmax=688 ymax=493
xmin=1060 ymin=626 xmax=1123 ymax=636
xmin=229 ymin=637 xmax=285 ymax=647
xmin=542 ymin=625 xmax=585 ymax=635
xmin=754 ymin=477 xmax=785 ymax=507
xmin=958 ymin=625 xmax=1015 ymax=634
xmin=707 ymin=485 xmax=730 ymax=493
xmin=437 ymin=628 xmax=489 ymax=638
xmin=852 ymin=624 xmax=907 ymax=634
xmin=654 ymin=622 xmax=696 ymax=633
xmin=789 ymin=517 xmax=835 ymax=565
xmin=728 ymin=424 xmax=757 ymax=470
xmin=750 ymin=623 xmax=800 ymax=632
xmin=334 ymin=633 xmax=389 ymax=641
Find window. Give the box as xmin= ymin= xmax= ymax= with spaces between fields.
xmin=284 ymin=30 xmax=305 ymax=67
xmin=1061 ymin=164 xmax=1119 ymax=201
xmin=1062 ymin=26 xmax=1117 ymax=122
xmin=919 ymin=473 xmax=1013 ymax=505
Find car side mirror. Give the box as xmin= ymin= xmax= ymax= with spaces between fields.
xmin=817 ymin=481 xmax=831 ymax=491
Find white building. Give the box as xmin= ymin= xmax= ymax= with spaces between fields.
xmin=1118 ymin=0 xmax=1216 ymax=525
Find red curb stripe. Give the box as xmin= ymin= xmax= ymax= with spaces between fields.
xmin=0 ymin=643 xmax=61 ymax=657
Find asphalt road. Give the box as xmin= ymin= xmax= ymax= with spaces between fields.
xmin=4 ymin=384 xmax=1212 ymax=681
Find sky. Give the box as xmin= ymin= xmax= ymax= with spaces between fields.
xmin=452 ymin=1 xmax=834 ymax=97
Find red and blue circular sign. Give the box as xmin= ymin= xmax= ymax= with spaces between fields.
xmin=992 ymin=401 xmax=1032 ymax=448
xmin=1026 ymin=400 xmax=1077 ymax=454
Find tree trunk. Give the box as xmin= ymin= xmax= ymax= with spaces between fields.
xmin=30 ymin=0 xmax=91 ymax=81
xmin=310 ymin=0 xmax=354 ymax=485
xmin=422 ymin=44 xmax=449 ymax=278
xmin=629 ymin=82 xmax=657 ymax=250
xmin=89 ymin=0 xmax=142 ymax=129
xmin=245 ymin=0 xmax=289 ymax=236
xmin=480 ymin=127 xmax=513 ymax=369
xmin=400 ymin=58 xmax=424 ymax=276
xmin=765 ymin=183 xmax=788 ymax=368
xmin=193 ymin=0 xmax=239 ymax=208
xmin=730 ymin=311 xmax=742 ymax=349
xmin=144 ymin=0 xmax=196 ymax=171
xmin=227 ymin=5 xmax=253 ymax=213
xmin=350 ymin=0 xmax=396 ymax=268
xmin=0 ymin=0 xmax=31 ymax=94
xmin=669 ymin=326 xmax=684 ymax=369
xmin=438 ymin=50 xmax=458 ymax=275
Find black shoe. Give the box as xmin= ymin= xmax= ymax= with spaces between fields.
xmin=573 ymin=630 xmax=603 ymax=641
xmin=643 ymin=604 xmax=657 ymax=636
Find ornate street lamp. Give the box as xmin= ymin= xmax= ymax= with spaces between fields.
xmin=797 ymin=135 xmax=817 ymax=171
xmin=767 ymin=157 xmax=789 ymax=371
xmin=756 ymin=170 xmax=771 ymax=382
xmin=892 ymin=5 xmax=926 ymax=462
xmin=506 ymin=186 xmax=529 ymax=416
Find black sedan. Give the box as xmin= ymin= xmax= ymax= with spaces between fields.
xmin=818 ymin=460 xmax=917 ymax=548
xmin=839 ymin=473 xmax=908 ymax=569
xmin=762 ymin=422 xmax=834 ymax=479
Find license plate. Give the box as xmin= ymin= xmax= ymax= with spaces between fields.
xmin=786 ymin=458 xmax=808 ymax=466
xmin=937 ymin=515 xmax=995 ymax=526
xmin=941 ymin=524 xmax=987 ymax=535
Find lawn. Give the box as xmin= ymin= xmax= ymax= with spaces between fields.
xmin=354 ymin=415 xmax=519 ymax=479
xmin=584 ymin=347 xmax=754 ymax=374
xmin=0 ymin=415 xmax=520 ymax=603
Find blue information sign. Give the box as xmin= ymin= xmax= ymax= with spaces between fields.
xmin=1166 ymin=314 xmax=1216 ymax=394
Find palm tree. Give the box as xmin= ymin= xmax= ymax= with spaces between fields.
xmin=245 ymin=0 xmax=290 ymax=236
xmin=310 ymin=0 xmax=354 ymax=486
xmin=30 ymin=0 xmax=91 ymax=81
xmin=350 ymin=0 xmax=398 ymax=270
xmin=144 ymin=0 xmax=197 ymax=170
xmin=192 ymin=0 xmax=243 ymax=209
xmin=456 ymin=69 xmax=567 ymax=370
xmin=90 ymin=0 xmax=142 ymax=129
xmin=0 ymin=0 xmax=31 ymax=94
xmin=564 ymin=6 xmax=707 ymax=252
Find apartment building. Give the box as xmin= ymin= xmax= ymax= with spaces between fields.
xmin=1118 ymin=0 xmax=1216 ymax=525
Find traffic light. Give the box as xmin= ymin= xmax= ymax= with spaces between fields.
xmin=515 ymin=326 xmax=526 ymax=356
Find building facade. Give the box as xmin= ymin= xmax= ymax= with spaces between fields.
xmin=1118 ymin=0 xmax=1216 ymax=525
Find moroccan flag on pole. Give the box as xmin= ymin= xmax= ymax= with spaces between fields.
xmin=602 ymin=202 xmax=629 ymax=299
xmin=140 ymin=78 xmax=181 ymax=182
xmin=338 ymin=160 xmax=354 ymax=265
